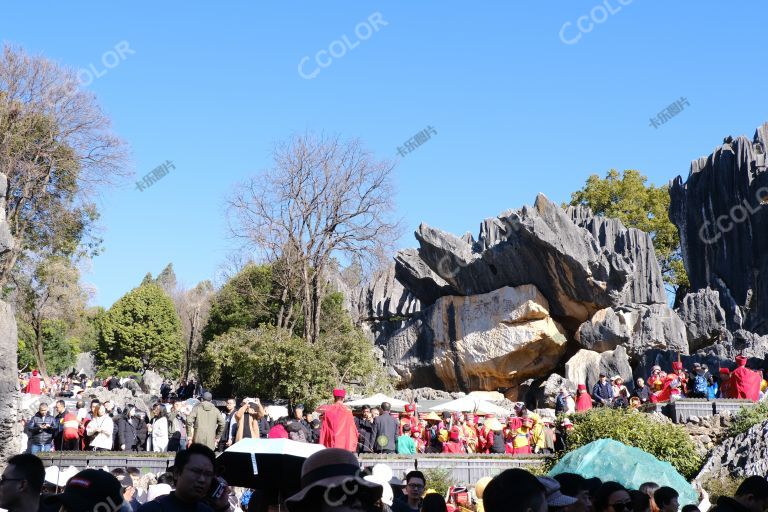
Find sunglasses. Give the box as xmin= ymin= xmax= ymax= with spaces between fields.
xmin=610 ymin=501 xmax=632 ymax=511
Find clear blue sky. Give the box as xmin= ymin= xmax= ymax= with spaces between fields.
xmin=2 ymin=2 xmax=766 ymax=308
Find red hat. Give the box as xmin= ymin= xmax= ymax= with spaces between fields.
xmin=332 ymin=388 xmax=346 ymax=398
xmin=405 ymin=403 xmax=416 ymax=413
xmin=32 ymin=370 xmax=38 ymax=376
xmin=507 ymin=417 xmax=522 ymax=429
xmin=672 ymin=361 xmax=683 ymax=371
xmin=577 ymin=384 xmax=587 ymax=391
xmin=736 ymin=355 xmax=748 ymax=367
xmin=719 ymin=368 xmax=730 ymax=375
xmin=449 ymin=426 xmax=461 ymax=441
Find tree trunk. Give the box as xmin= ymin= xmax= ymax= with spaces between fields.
xmin=0 ymin=300 xmax=20 ymax=470
xmin=32 ymin=321 xmax=48 ymax=377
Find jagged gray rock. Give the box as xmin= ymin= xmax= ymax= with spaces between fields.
xmin=670 ymin=122 xmax=768 ymax=336
xmin=394 ymin=194 xmax=665 ymax=331
xmin=696 ymin=419 xmax=768 ymax=482
xmin=362 ymin=265 xmax=421 ymax=320
xmin=566 ymin=205 xmax=667 ymax=305
xmin=676 ymin=288 xmax=732 ymax=351
xmin=576 ymin=303 xmax=689 ymax=359
xmin=565 ymin=346 xmax=632 ymax=390
xmin=533 ymin=373 xmax=575 ymax=409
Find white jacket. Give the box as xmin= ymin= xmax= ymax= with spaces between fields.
xmin=86 ymin=415 xmax=114 ymax=450
xmin=151 ymin=417 xmax=169 ymax=452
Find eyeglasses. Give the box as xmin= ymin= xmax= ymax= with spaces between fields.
xmin=609 ymin=501 xmax=632 ymax=511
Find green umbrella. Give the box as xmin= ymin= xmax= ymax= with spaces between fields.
xmin=549 ymin=439 xmax=699 ymax=506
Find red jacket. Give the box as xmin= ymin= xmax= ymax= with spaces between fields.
xmin=25 ymin=376 xmax=41 ymax=395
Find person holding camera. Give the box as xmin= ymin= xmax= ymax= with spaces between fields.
xmin=234 ymin=398 xmax=265 ymax=442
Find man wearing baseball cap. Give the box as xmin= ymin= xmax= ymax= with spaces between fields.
xmin=538 ymin=477 xmax=579 ymax=510
xmin=319 ymin=388 xmax=358 ymax=451
xmin=45 ymin=469 xmax=124 ymax=512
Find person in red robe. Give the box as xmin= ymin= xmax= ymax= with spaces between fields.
xmin=25 ymin=370 xmax=42 ymax=395
xmin=647 ymin=366 xmax=667 ymax=393
xmin=719 ymin=368 xmax=732 ymax=398
xmin=442 ymin=426 xmax=465 ymax=453
xmin=399 ymin=403 xmax=419 ymax=435
xmin=575 ymin=384 xmax=593 ymax=411
xmin=729 ymin=355 xmax=762 ymax=401
xmin=319 ymin=388 xmax=358 ymax=451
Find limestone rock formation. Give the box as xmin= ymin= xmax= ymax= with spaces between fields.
xmin=394 ymin=194 xmax=667 ymax=330
xmin=0 ymin=173 xmax=19 ymax=468
xmin=696 ymin=419 xmax=768 ymax=481
xmin=565 ymin=346 xmax=632 ymax=391
xmin=532 ymin=373 xmax=575 ymax=409
xmin=576 ymin=304 xmax=688 ymax=359
xmin=379 ymin=284 xmax=568 ymax=397
xmin=361 ymin=264 xmax=420 ymax=320
xmin=670 ymin=122 xmax=768 ymax=335
xmin=675 ymin=288 xmax=731 ymax=351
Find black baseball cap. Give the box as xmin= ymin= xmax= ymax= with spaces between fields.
xmin=45 ymin=469 xmax=123 ymax=512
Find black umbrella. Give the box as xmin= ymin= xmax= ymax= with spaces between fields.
xmin=216 ymin=438 xmax=325 ymax=502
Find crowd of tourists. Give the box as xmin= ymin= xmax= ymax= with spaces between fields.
xmin=4 ymin=440 xmax=768 ymax=512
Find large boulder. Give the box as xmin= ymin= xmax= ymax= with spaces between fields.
xmin=670 ymin=123 xmax=768 ymax=336
xmin=565 ymin=346 xmax=632 ymax=390
xmin=379 ymin=284 xmax=568 ymax=398
xmin=141 ymin=370 xmax=165 ymax=396
xmin=576 ymin=304 xmax=688 ymax=359
xmin=394 ymin=194 xmax=665 ymax=330
xmin=0 ymin=300 xmax=20 ymax=466
xmin=675 ymin=288 xmax=732 ymax=351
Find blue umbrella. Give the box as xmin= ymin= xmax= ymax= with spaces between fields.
xmin=549 ymin=439 xmax=698 ymax=506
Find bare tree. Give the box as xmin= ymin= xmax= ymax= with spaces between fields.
xmin=176 ymin=280 xmax=214 ymax=381
xmin=227 ymin=133 xmax=400 ymax=343
xmin=0 ymin=44 xmax=127 ymax=287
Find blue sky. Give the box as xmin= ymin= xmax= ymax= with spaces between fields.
xmin=2 ymin=2 xmax=767 ymax=308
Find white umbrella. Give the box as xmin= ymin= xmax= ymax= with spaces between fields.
xmin=345 ymin=393 xmax=408 ymax=409
xmin=428 ymin=396 xmax=510 ymax=416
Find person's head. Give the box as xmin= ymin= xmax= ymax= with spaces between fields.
xmin=285 ymin=448 xmax=382 ymax=511
xmin=639 ymin=482 xmax=659 ymax=508
xmin=636 ymin=378 xmax=645 ymax=388
xmin=44 ymin=469 xmax=123 ymax=512
xmin=554 ymin=473 xmax=592 ymax=512
xmin=630 ymin=491 xmax=651 ymax=512
xmin=96 ymin=405 xmax=107 ymax=417
xmin=90 ymin=399 xmax=100 ymax=412
xmin=55 ymin=400 xmax=66 ymax=414
xmin=225 ymin=398 xmax=236 ymax=412
xmin=332 ymin=388 xmax=346 ymax=403
xmin=680 ymin=506 xmax=699 ymax=512
xmin=76 ymin=400 xmax=84 ymax=409
xmin=104 ymin=401 xmax=114 ymax=412
xmin=405 ymin=471 xmax=426 ymax=502
xmin=484 ymin=469 xmax=546 ymax=512
xmin=172 ymin=443 xmax=217 ymax=503
xmin=402 ymin=424 xmax=411 ymax=434
xmin=578 ymin=384 xmax=587 ymax=395
xmin=422 ymin=493 xmax=448 ymax=512
xmin=157 ymin=472 xmax=175 ymax=486
xmin=361 ymin=406 xmax=371 ymax=419
xmin=599 ymin=374 xmax=607 ymax=383
xmin=594 ymin=482 xmax=631 ymax=512
xmin=293 ymin=404 xmax=304 ymax=419
xmin=380 ymin=402 xmax=391 ymax=412
xmin=202 ymin=392 xmax=213 ymax=402
xmin=653 ymin=487 xmax=679 ymax=512
xmin=733 ymin=476 xmax=768 ymax=512
xmin=613 ymin=377 xmax=623 ymax=386
xmin=0 ymin=454 xmax=45 ymax=510
xmin=38 ymin=403 xmax=49 ymax=416
xmin=152 ymin=403 xmax=163 ymax=417
xmin=371 ymin=407 xmax=380 ymax=418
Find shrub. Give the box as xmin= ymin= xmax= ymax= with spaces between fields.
xmin=702 ymin=475 xmax=744 ymax=503
xmin=565 ymin=408 xmax=703 ymax=479
xmin=423 ymin=467 xmax=454 ymax=497
xmin=727 ymin=402 xmax=768 ymax=437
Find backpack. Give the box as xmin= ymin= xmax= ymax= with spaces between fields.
xmin=693 ymin=374 xmax=708 ymax=395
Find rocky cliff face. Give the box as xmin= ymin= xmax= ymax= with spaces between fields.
xmin=364 ymin=122 xmax=768 ymax=399
xmin=670 ymin=123 xmax=768 ymax=335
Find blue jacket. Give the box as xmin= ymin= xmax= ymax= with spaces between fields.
xmin=592 ymin=381 xmax=614 ymax=403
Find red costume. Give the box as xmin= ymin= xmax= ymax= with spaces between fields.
xmin=729 ymin=356 xmax=761 ymax=401
xmin=442 ymin=427 xmax=464 ymax=453
xmin=575 ymin=384 xmax=592 ymax=411
xmin=25 ymin=371 xmax=41 ymax=395
xmin=719 ymin=368 xmax=732 ymax=398
xmin=399 ymin=403 xmax=419 ymax=435
xmin=319 ymin=389 xmax=359 ymax=451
